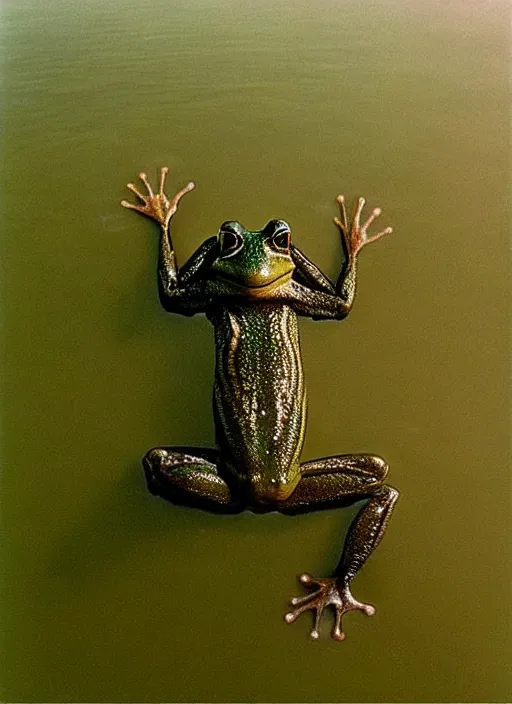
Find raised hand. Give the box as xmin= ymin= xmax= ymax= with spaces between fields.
xmin=121 ymin=167 xmax=195 ymax=233
xmin=334 ymin=195 xmax=392 ymax=260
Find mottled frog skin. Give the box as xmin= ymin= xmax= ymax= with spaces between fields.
xmin=122 ymin=168 xmax=399 ymax=641
xmin=212 ymin=302 xmax=305 ymax=502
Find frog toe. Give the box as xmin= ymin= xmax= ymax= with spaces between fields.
xmin=285 ymin=574 xmax=375 ymax=641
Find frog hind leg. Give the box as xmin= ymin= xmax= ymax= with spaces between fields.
xmin=280 ymin=454 xmax=399 ymax=640
xmin=143 ymin=446 xmax=242 ymax=513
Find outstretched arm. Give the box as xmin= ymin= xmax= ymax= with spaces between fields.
xmin=290 ymin=245 xmax=336 ymax=295
xmin=122 ymin=167 xmax=216 ymax=315
xmin=334 ymin=195 xmax=392 ymax=310
xmin=284 ymin=196 xmax=392 ymax=320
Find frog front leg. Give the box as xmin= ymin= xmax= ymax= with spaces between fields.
xmin=280 ymin=455 xmax=399 ymax=640
xmin=286 ymin=196 xmax=392 ymax=319
xmin=334 ymin=194 xmax=392 ymax=309
xmin=122 ymin=167 xmax=217 ymax=315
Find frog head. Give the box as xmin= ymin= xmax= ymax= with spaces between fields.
xmin=211 ymin=219 xmax=295 ymax=297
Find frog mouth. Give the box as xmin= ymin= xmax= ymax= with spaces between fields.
xmin=217 ymin=271 xmax=293 ymax=295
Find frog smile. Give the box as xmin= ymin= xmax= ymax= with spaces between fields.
xmin=216 ymin=270 xmax=293 ymax=293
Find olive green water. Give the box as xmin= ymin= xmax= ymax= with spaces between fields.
xmin=2 ymin=0 xmax=509 ymax=701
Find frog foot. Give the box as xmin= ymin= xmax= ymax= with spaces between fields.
xmin=284 ymin=573 xmax=375 ymax=641
xmin=334 ymin=195 xmax=392 ymax=258
xmin=121 ymin=166 xmax=195 ymax=231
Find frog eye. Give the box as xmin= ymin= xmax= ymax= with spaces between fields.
xmin=271 ymin=230 xmax=291 ymax=252
xmin=219 ymin=228 xmax=243 ymax=258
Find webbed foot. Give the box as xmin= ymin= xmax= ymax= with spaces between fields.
xmin=334 ymin=195 xmax=392 ymax=258
xmin=284 ymin=573 xmax=375 ymax=641
xmin=121 ymin=166 xmax=195 ymax=231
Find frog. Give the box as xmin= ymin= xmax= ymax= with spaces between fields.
xmin=121 ymin=167 xmax=399 ymax=641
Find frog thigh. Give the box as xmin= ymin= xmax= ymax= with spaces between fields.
xmin=143 ymin=446 xmax=241 ymax=513
xmin=280 ymin=453 xmax=389 ymax=513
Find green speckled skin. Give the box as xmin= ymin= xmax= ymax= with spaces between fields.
xmin=122 ymin=168 xmax=399 ymax=641
xmin=212 ymin=302 xmax=305 ymax=504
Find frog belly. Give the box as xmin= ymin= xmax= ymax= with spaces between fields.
xmin=212 ymin=303 xmax=306 ymax=500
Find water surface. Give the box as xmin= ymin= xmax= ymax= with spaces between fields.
xmin=2 ymin=0 xmax=509 ymax=701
